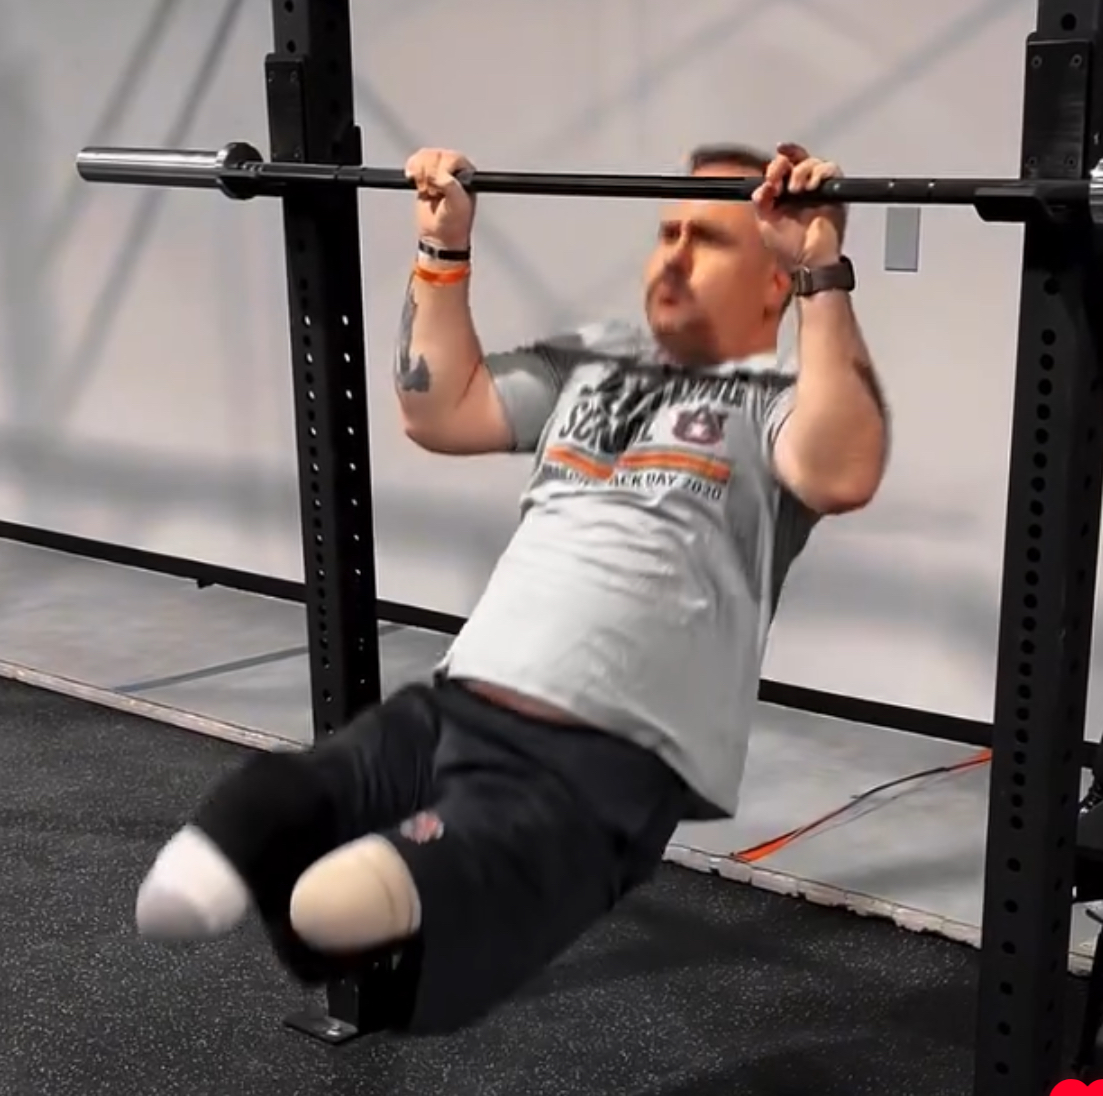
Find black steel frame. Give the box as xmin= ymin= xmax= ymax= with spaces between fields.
xmin=259 ymin=0 xmax=386 ymax=1042
xmin=973 ymin=1 xmax=1103 ymax=1093
xmin=2 ymin=0 xmax=1102 ymax=1084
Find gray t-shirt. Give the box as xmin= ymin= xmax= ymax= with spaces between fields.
xmin=438 ymin=320 xmax=818 ymax=816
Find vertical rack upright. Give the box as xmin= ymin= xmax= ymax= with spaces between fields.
xmin=265 ymin=0 xmax=389 ymax=1042
xmin=974 ymin=0 xmax=1103 ymax=1091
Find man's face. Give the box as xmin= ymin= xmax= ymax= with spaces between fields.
xmin=643 ymin=162 xmax=788 ymax=364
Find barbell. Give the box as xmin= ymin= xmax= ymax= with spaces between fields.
xmin=75 ymin=142 xmax=1103 ymax=226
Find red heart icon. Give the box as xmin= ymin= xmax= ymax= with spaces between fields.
xmin=1052 ymin=1081 xmax=1103 ymax=1094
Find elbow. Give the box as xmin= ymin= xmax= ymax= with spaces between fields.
xmin=402 ymin=416 xmax=450 ymax=454
xmin=810 ymin=477 xmax=880 ymax=515
xmin=807 ymin=457 xmax=886 ymax=515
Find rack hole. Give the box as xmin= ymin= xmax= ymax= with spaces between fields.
xmin=1035 ymin=428 xmax=1049 ymax=445
xmin=1037 ymin=404 xmax=1050 ymax=419
xmin=1008 ymin=858 xmax=1021 ymax=872
xmin=1062 ymin=12 xmax=1078 ymax=30
xmin=1041 ymin=328 xmax=1056 ymax=345
xmin=1004 ymin=900 xmax=1018 ymax=913
xmin=1022 ymin=616 xmax=1036 ymax=631
xmin=1001 ymin=941 xmax=1016 ymax=955
xmin=1014 ymin=750 xmax=1027 ymax=765
xmin=1015 ymin=729 xmax=1028 ymax=743
xmin=1012 ymin=773 xmax=1025 ymax=787
xmin=1044 ymin=276 xmax=1059 ymax=294
xmin=1010 ymin=815 xmax=1023 ymax=830
xmin=997 ymin=1022 xmax=1011 ymax=1036
xmin=1000 ymin=982 xmax=1013 ymax=996
xmin=1040 ymin=353 xmax=1054 ymax=370
xmin=1026 ymin=547 xmax=1041 ymax=562
xmin=284 ymin=0 xmax=294 ymax=9
xmin=1038 ymin=378 xmax=1053 ymax=396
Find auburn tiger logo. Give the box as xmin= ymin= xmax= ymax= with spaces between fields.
xmin=672 ymin=407 xmax=727 ymax=446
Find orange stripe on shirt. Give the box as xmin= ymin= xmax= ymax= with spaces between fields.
xmin=617 ymin=450 xmax=732 ymax=483
xmin=543 ymin=445 xmax=614 ymax=480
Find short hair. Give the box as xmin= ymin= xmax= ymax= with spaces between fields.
xmin=686 ymin=142 xmax=772 ymax=175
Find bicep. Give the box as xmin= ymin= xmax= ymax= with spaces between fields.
xmin=404 ymin=340 xmax=574 ymax=456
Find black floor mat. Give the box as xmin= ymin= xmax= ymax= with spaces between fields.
xmin=0 ymin=678 xmax=1083 ymax=1095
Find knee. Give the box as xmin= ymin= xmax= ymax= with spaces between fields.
xmin=289 ymin=834 xmax=422 ymax=952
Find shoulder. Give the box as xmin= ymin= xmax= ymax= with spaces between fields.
xmin=728 ymin=352 xmax=796 ymax=402
xmin=529 ymin=319 xmax=651 ymax=365
xmin=576 ymin=319 xmax=653 ymax=360
xmin=511 ymin=320 xmax=651 ymax=390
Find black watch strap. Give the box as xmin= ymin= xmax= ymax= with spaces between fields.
xmin=791 ymin=255 xmax=855 ymax=297
xmin=418 ymin=239 xmax=471 ymax=263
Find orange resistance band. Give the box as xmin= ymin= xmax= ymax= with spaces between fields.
xmin=413 ymin=262 xmax=471 ymax=286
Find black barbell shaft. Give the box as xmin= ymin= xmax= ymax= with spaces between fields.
xmin=75 ymin=144 xmax=1096 ymax=213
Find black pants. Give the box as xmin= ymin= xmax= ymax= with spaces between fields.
xmin=192 ymin=679 xmax=693 ymax=1035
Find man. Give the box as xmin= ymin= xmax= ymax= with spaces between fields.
xmin=135 ymin=141 xmax=887 ymax=1036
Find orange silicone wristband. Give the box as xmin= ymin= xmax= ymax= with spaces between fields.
xmin=412 ymin=262 xmax=471 ymax=286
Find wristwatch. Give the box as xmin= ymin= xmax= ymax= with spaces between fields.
xmin=791 ymin=255 xmax=856 ymax=297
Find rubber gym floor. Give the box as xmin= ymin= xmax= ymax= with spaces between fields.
xmin=0 ymin=676 xmax=1089 ymax=1096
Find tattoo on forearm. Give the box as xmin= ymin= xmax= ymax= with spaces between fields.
xmin=394 ymin=279 xmax=432 ymax=393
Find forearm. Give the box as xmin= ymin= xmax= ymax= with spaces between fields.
xmin=393 ymin=265 xmax=484 ymax=424
xmin=789 ymin=289 xmax=887 ymax=503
